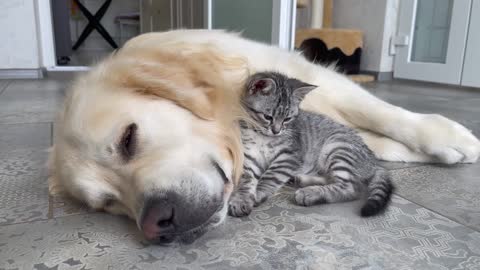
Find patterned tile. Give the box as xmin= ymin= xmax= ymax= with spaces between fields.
xmin=0 ymin=148 xmax=49 ymax=225
xmin=0 ymin=80 xmax=66 ymax=124
xmin=391 ymin=163 xmax=480 ymax=231
xmin=0 ymin=123 xmax=51 ymax=152
xmin=1 ymin=193 xmax=480 ymax=270
xmin=1 ymin=78 xmax=479 ymax=269
xmin=50 ymin=194 xmax=92 ymax=218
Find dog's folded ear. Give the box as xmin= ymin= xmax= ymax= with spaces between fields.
xmin=109 ymin=44 xmax=247 ymax=121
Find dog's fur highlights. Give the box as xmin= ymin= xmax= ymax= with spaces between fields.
xmin=49 ymin=30 xmax=480 ymax=243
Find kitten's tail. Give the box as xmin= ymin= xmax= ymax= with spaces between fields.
xmin=361 ymin=168 xmax=395 ymax=217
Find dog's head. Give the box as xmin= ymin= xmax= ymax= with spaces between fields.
xmin=49 ymin=39 xmax=247 ymax=244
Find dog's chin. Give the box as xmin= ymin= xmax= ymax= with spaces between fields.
xmin=146 ymin=203 xmax=227 ymax=245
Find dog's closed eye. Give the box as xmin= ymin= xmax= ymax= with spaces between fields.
xmin=104 ymin=197 xmax=115 ymax=208
xmin=119 ymin=123 xmax=137 ymax=160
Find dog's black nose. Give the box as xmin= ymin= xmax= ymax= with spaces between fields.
xmin=140 ymin=191 xmax=220 ymax=243
xmin=141 ymin=198 xmax=176 ymax=240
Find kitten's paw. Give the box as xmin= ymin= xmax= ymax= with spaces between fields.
xmin=228 ymin=193 xmax=255 ymax=217
xmin=255 ymin=190 xmax=272 ymax=206
xmin=294 ymin=187 xmax=325 ymax=206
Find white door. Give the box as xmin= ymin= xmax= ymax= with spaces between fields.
xmin=394 ymin=0 xmax=471 ymax=84
xmin=461 ymin=0 xmax=480 ymax=88
xmin=207 ymin=0 xmax=296 ymax=50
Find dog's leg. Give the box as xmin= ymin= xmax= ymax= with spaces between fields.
xmin=357 ymin=130 xmax=431 ymax=162
xmin=300 ymin=74 xmax=480 ymax=164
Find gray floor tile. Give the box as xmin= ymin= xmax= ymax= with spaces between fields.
xmin=0 ymin=80 xmax=66 ymax=124
xmin=3 ymin=79 xmax=68 ymax=92
xmin=391 ymin=163 xmax=480 ymax=231
xmin=387 ymin=97 xmax=480 ymax=123
xmin=0 ymin=149 xmax=49 ymax=225
xmin=457 ymin=119 xmax=480 ymax=138
xmin=379 ymin=161 xmax=425 ymax=170
xmin=1 ymin=193 xmax=480 ymax=270
xmin=365 ymin=80 xmax=480 ymax=100
xmin=0 ymin=78 xmax=479 ymax=269
xmin=366 ymin=81 xmax=480 ymax=123
xmin=0 ymin=123 xmax=51 ymax=151
xmin=0 ymin=80 xmax=10 ymax=95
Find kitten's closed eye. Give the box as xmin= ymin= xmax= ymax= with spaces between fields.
xmin=284 ymin=117 xmax=292 ymax=123
xmin=262 ymin=114 xmax=273 ymax=122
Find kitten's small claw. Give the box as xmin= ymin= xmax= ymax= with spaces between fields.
xmin=228 ymin=193 xmax=255 ymax=217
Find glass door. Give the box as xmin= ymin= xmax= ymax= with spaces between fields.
xmin=209 ymin=0 xmax=296 ymax=50
xmin=394 ymin=0 xmax=471 ymax=84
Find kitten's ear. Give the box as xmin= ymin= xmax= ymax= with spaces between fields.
xmin=293 ymin=84 xmax=317 ymax=101
xmin=247 ymin=77 xmax=276 ymax=95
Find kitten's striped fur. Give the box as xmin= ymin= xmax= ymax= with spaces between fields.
xmin=229 ymin=72 xmax=394 ymax=217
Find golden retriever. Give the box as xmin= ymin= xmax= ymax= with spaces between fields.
xmin=49 ymin=30 xmax=480 ymax=244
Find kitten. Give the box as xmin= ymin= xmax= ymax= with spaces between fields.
xmin=229 ymin=72 xmax=394 ymax=217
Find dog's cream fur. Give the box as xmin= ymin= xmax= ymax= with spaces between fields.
xmin=49 ymin=30 xmax=480 ymax=239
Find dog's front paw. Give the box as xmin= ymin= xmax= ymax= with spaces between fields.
xmin=228 ymin=193 xmax=255 ymax=217
xmin=418 ymin=114 xmax=480 ymax=164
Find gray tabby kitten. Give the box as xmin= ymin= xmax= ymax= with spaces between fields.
xmin=229 ymin=72 xmax=394 ymax=217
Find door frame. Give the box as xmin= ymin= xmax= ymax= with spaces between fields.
xmin=37 ymin=0 xmax=58 ymax=70
xmin=394 ymin=0 xmax=472 ymax=85
xmin=272 ymin=0 xmax=297 ymax=50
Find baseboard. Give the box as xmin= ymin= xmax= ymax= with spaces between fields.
xmin=360 ymin=71 xmax=393 ymax=81
xmin=0 ymin=69 xmax=44 ymax=79
xmin=45 ymin=69 xmax=86 ymax=80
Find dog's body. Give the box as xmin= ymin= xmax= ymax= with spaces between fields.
xmin=49 ymin=30 xmax=480 ymax=244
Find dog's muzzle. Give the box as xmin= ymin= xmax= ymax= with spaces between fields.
xmin=140 ymin=191 xmax=224 ymax=244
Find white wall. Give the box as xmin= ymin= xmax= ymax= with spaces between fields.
xmin=333 ymin=0 xmax=399 ymax=73
xmin=0 ymin=0 xmax=41 ymax=69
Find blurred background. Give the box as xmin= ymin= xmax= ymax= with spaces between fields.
xmin=0 ymin=0 xmax=479 ymax=87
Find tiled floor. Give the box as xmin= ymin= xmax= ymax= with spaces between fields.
xmin=0 ymin=78 xmax=479 ymax=269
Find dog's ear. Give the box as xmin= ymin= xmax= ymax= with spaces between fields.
xmin=114 ymin=45 xmax=246 ymax=121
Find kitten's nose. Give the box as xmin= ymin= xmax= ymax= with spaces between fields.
xmin=272 ymin=124 xmax=282 ymax=134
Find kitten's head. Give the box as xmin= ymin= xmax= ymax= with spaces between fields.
xmin=242 ymin=72 xmax=317 ymax=136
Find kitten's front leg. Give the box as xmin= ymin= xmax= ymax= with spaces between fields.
xmin=255 ymin=162 xmax=297 ymax=205
xmin=229 ymin=169 xmax=259 ymax=217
